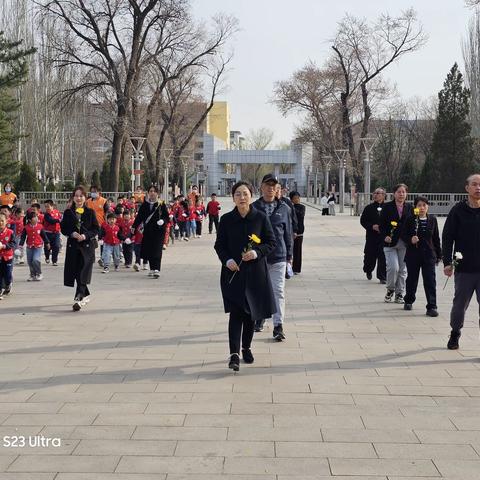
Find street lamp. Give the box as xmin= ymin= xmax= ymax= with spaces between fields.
xmin=360 ymin=137 xmax=377 ymax=196
xmin=335 ymin=149 xmax=348 ymax=214
xmin=180 ymin=155 xmax=190 ymax=195
xmin=163 ymin=149 xmax=173 ymax=203
xmin=322 ymin=156 xmax=332 ymax=197
xmin=129 ymin=136 xmax=146 ymax=191
xmin=304 ymin=165 xmax=311 ymax=201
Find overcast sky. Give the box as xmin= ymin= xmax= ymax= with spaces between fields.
xmin=191 ymin=0 xmax=472 ymax=145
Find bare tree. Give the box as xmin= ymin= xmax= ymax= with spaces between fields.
xmin=37 ymin=0 xmax=190 ymax=191
xmin=245 ymin=127 xmax=274 ymax=150
xmin=331 ymin=9 xmax=427 ymax=182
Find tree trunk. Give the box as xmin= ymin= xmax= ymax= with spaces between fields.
xmin=110 ymin=111 xmax=127 ymax=192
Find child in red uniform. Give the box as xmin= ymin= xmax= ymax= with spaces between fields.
xmin=195 ymin=198 xmax=206 ymax=238
xmin=133 ymin=223 xmax=148 ymax=271
xmin=10 ymin=207 xmax=25 ymax=265
xmin=28 ymin=203 xmax=44 ymax=224
xmin=43 ymin=200 xmax=62 ymax=266
xmin=19 ymin=211 xmax=50 ymax=281
xmin=0 ymin=212 xmax=15 ymax=299
xmin=99 ymin=213 xmax=124 ymax=273
xmin=206 ymin=193 xmax=221 ymax=234
xmin=120 ymin=209 xmax=134 ymax=267
xmin=188 ymin=199 xmax=197 ymax=239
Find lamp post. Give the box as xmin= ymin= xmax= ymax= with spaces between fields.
xmin=360 ymin=137 xmax=377 ymax=196
xmin=314 ymin=167 xmax=319 ymax=204
xmin=180 ymin=155 xmax=189 ymax=195
xmin=129 ymin=136 xmax=146 ymax=191
xmin=305 ymin=165 xmax=311 ymax=201
xmin=163 ymin=149 xmax=173 ymax=203
xmin=322 ymin=156 xmax=332 ymax=197
xmin=335 ymin=149 xmax=348 ymax=214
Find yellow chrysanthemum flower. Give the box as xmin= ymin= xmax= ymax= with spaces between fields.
xmin=390 ymin=221 xmax=398 ymax=227
xmin=413 ymin=208 xmax=420 ymax=216
xmin=76 ymin=208 xmax=84 ymax=215
xmin=249 ymin=234 xmax=261 ymax=244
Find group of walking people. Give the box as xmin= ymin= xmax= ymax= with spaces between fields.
xmin=361 ymin=175 xmax=480 ymax=351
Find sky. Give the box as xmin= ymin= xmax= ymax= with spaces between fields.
xmin=191 ymin=0 xmax=473 ymax=145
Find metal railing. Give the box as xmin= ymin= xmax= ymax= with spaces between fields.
xmin=19 ymin=192 xmax=131 ymax=211
xmin=355 ymin=193 xmax=468 ymax=216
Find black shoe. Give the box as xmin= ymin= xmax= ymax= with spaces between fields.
xmin=3 ymin=284 xmax=11 ymax=295
xmin=273 ymin=325 xmax=285 ymax=342
xmin=394 ymin=293 xmax=405 ymax=304
xmin=228 ymin=353 xmax=240 ymax=371
xmin=404 ymin=303 xmax=413 ymax=311
xmin=366 ymin=272 xmax=372 ymax=280
xmin=447 ymin=330 xmax=460 ymax=350
xmin=384 ymin=290 xmax=394 ymax=303
xmin=242 ymin=348 xmax=254 ymax=364
xmin=426 ymin=309 xmax=439 ymax=317
xmin=254 ymin=326 xmax=263 ymax=333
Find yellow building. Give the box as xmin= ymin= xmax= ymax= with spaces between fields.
xmin=207 ymin=101 xmax=230 ymax=148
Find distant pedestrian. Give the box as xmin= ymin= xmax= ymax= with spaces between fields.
xmin=289 ymin=191 xmax=305 ymax=274
xmin=320 ymin=193 xmax=329 ymax=215
xmin=328 ymin=193 xmax=336 ymax=216
xmin=207 ymin=193 xmax=221 ymax=234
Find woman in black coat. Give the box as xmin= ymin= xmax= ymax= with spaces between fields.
xmin=131 ymin=185 xmax=169 ymax=279
xmin=214 ymin=181 xmax=277 ymax=372
xmin=60 ymin=186 xmax=99 ymax=312
xmin=289 ymin=190 xmax=305 ymax=274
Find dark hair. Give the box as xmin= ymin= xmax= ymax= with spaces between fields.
xmin=289 ymin=191 xmax=300 ymax=200
xmin=31 ymin=203 xmax=41 ymax=210
xmin=107 ymin=197 xmax=114 ymax=202
xmin=114 ymin=206 xmax=124 ymax=215
xmin=232 ymin=181 xmax=253 ymax=197
xmin=3 ymin=182 xmax=12 ymax=191
xmin=90 ymin=185 xmax=99 ymax=192
xmin=106 ymin=212 xmax=115 ymax=220
xmin=26 ymin=210 xmax=37 ymax=221
xmin=210 ymin=193 xmax=217 ymax=197
xmin=44 ymin=199 xmax=54 ymax=206
xmin=393 ymin=183 xmax=408 ymax=193
xmin=0 ymin=205 xmax=10 ymax=211
xmin=414 ymin=196 xmax=429 ymax=206
xmin=147 ymin=185 xmax=159 ymax=193
xmin=73 ymin=185 xmax=87 ymax=197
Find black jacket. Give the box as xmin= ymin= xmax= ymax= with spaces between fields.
xmin=293 ymin=203 xmax=305 ymax=235
xmin=252 ymin=198 xmax=293 ymax=263
xmin=61 ymin=205 xmax=99 ymax=287
xmin=379 ymin=200 xmax=414 ymax=247
xmin=132 ymin=200 xmax=169 ymax=260
xmin=282 ymin=196 xmax=298 ymax=234
xmin=214 ymin=207 xmax=277 ymax=321
xmin=360 ymin=201 xmax=385 ymax=243
xmin=442 ymin=200 xmax=480 ymax=272
xmin=404 ymin=214 xmax=442 ymax=262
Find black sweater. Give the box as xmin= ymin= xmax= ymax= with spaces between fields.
xmin=379 ymin=200 xmax=414 ymax=247
xmin=403 ymin=214 xmax=442 ymax=262
xmin=442 ymin=200 xmax=480 ymax=272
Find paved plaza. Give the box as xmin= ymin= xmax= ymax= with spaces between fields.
xmin=0 ymin=202 xmax=480 ymax=479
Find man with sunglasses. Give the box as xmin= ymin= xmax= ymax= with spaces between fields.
xmin=360 ymin=188 xmax=387 ymax=283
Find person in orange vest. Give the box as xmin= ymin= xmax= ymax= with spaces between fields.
xmin=85 ymin=186 xmax=107 ymax=226
xmin=0 ymin=182 xmax=17 ymax=208
xmin=134 ymin=186 xmax=145 ymax=206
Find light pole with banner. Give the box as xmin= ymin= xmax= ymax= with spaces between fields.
xmin=335 ymin=149 xmax=348 ymax=213
xmin=180 ymin=155 xmax=190 ymax=195
xmin=163 ymin=149 xmax=173 ymax=203
xmin=130 ymin=136 xmax=146 ymax=191
xmin=360 ymin=137 xmax=377 ymax=196
xmin=322 ymin=156 xmax=332 ymax=196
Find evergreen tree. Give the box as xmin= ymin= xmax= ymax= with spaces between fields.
xmin=0 ymin=32 xmax=36 ymax=183
xmin=46 ymin=179 xmax=56 ymax=191
xmin=418 ymin=63 xmax=475 ymax=192
xmin=398 ymin=158 xmax=418 ymax=192
xmin=75 ymin=170 xmax=86 ymax=187
xmin=119 ymin=164 xmax=131 ymax=192
xmin=15 ymin=161 xmax=39 ymax=192
xmin=90 ymin=170 xmax=101 ymax=190
xmin=100 ymin=159 xmax=111 ymax=191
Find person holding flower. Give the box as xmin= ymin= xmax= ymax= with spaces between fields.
xmin=60 ymin=186 xmax=99 ymax=311
xmin=442 ymin=174 xmax=480 ymax=350
xmin=403 ymin=197 xmax=441 ymax=316
xmin=214 ymin=181 xmax=276 ymax=371
xmin=360 ymin=187 xmax=387 ymax=283
xmin=379 ymin=183 xmax=414 ymax=303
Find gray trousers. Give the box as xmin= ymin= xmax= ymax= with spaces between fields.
xmin=257 ymin=261 xmax=286 ymax=328
xmin=450 ymin=271 xmax=480 ymax=332
xmin=384 ymin=240 xmax=407 ymax=295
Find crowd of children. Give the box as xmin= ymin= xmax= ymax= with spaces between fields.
xmin=0 ymin=187 xmax=220 ymax=300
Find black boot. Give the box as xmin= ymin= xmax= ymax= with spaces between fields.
xmin=242 ymin=348 xmax=254 ymax=364
xmin=447 ymin=330 xmax=460 ymax=350
xmin=228 ymin=353 xmax=240 ymax=371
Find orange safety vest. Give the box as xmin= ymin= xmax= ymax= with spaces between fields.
xmin=86 ymin=196 xmax=107 ymax=225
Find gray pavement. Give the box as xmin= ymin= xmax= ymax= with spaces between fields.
xmin=0 ymin=201 xmax=479 ymax=479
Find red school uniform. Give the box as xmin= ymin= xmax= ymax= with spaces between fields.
xmin=11 ymin=215 xmax=24 ymax=237
xmin=43 ymin=209 xmax=62 ymax=233
xmin=0 ymin=228 xmax=15 ymax=261
xmin=21 ymin=223 xmax=47 ymax=248
xmin=133 ymin=225 xmax=143 ymax=245
xmin=100 ymin=223 xmax=122 ymax=246
xmin=119 ymin=218 xmax=134 ymax=240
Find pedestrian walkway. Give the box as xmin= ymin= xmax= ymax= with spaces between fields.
xmin=0 ymin=203 xmax=479 ymax=478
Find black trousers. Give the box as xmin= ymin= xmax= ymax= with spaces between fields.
xmin=292 ymin=235 xmax=303 ymax=273
xmin=321 ymin=208 xmax=329 ymax=216
xmin=44 ymin=232 xmax=61 ymax=263
xmin=122 ymin=243 xmax=133 ymax=266
xmin=209 ymin=215 xmax=219 ymax=233
xmin=148 ymin=250 xmax=163 ymax=271
xmin=196 ymin=221 xmax=202 ymax=236
xmin=229 ymin=306 xmax=254 ymax=354
xmin=450 ymin=272 xmax=480 ymax=332
xmin=404 ymin=254 xmax=437 ymax=310
xmin=363 ymin=238 xmax=386 ymax=281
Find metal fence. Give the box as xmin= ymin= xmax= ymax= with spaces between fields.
xmin=355 ymin=193 xmax=468 ymax=216
xmin=19 ymin=192 xmax=131 ymax=211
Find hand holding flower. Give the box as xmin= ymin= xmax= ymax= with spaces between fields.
xmin=411 ymin=235 xmax=419 ymax=245
xmin=385 ymin=236 xmax=392 ymax=244
xmin=242 ymin=250 xmax=258 ymax=262
xmin=226 ymin=259 xmax=240 ymax=272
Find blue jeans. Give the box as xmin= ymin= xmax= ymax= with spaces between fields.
xmin=26 ymin=247 xmax=42 ymax=277
xmin=102 ymin=244 xmax=121 ymax=268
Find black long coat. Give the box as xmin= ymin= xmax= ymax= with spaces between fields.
xmin=132 ymin=200 xmax=169 ymax=260
xmin=60 ymin=205 xmax=99 ymax=287
xmin=214 ymin=206 xmax=277 ymax=322
xmin=379 ymin=200 xmax=414 ymax=247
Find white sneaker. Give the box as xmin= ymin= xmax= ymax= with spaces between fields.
xmin=27 ymin=276 xmax=35 ymax=282
xmin=81 ymin=296 xmax=91 ymax=306
xmin=36 ymin=274 xmax=43 ymax=281
xmin=153 ymin=270 xmax=160 ymax=279
xmin=142 ymin=264 xmax=148 ymax=270
xmin=148 ymin=270 xmax=154 ymax=277
xmin=133 ymin=263 xmax=139 ymax=272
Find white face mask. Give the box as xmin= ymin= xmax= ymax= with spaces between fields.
xmin=5 ymin=188 xmax=11 ymax=193
xmin=90 ymin=192 xmax=98 ymax=199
